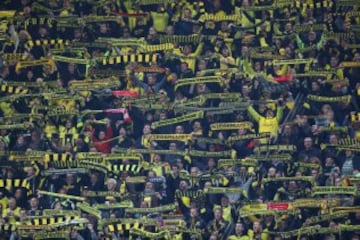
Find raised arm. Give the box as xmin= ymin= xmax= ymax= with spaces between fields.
xmin=276 ymin=100 xmax=284 ymax=122
xmin=247 ymin=105 xmax=261 ymax=122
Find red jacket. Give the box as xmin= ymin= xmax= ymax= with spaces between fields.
xmin=92 ymin=125 xmax=113 ymax=154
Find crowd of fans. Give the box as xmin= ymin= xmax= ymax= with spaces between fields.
xmin=0 ymin=0 xmax=360 ymax=239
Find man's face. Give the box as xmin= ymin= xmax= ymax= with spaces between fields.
xmin=169 ymin=143 xmax=177 ymax=150
xmin=258 ymin=104 xmax=266 ymax=113
xmin=325 ymin=157 xmax=334 ymax=166
xmin=222 ymin=47 xmax=229 ymax=56
xmin=242 ymin=85 xmax=250 ymax=95
xmin=241 ymin=46 xmax=249 ymax=56
xmin=196 ymin=84 xmax=206 ymax=93
xmin=14 ymin=189 xmax=22 ymax=199
xmin=208 ymin=158 xmax=215 ymax=167
xmin=99 ymin=24 xmax=107 ymax=33
xmin=330 ymin=57 xmax=338 ymax=67
xmin=235 ymin=223 xmax=244 ymax=233
xmin=68 ymin=63 xmax=75 ymax=73
xmin=311 ymin=81 xmax=320 ymax=91
xmin=99 ymin=131 xmax=106 ymax=140
xmin=153 ymin=154 xmax=161 ymax=162
xmin=181 ymin=62 xmax=188 ymax=71
xmin=221 ymin=197 xmax=229 ymax=207
xmin=214 ymin=209 xmax=222 ymax=220
xmin=190 ymin=208 xmax=198 ymax=218
xmin=193 ymin=121 xmax=201 ymax=131
xmin=27 ymin=167 xmax=35 ymax=177
xmin=17 ymin=136 xmax=24 ymax=145
xmin=285 ymin=23 xmax=292 ymax=32
xmin=145 ymin=182 xmax=153 ymax=190
xmin=190 ymin=168 xmax=198 ymax=177
xmin=183 ymin=9 xmax=191 ymax=18
xmin=119 ymin=128 xmax=126 ymax=136
xmin=329 ymin=135 xmax=338 ymax=144
xmin=143 ymin=125 xmax=151 ymax=135
xmin=304 ymin=138 xmax=312 ymax=148
xmin=66 ymin=174 xmax=75 ymax=184
xmin=254 ymin=62 xmax=262 ymax=71
xmin=253 ymin=221 xmax=261 ymax=232
xmin=66 ymin=120 xmax=72 ymax=129
xmin=149 ymin=27 xmax=156 ymax=36
xmin=353 ymin=53 xmax=360 ymax=61
xmin=148 ymin=75 xmax=156 ymax=85
xmin=308 ymin=31 xmax=316 ymax=42
xmin=266 ymin=109 xmax=274 ymax=118
xmin=284 ymin=125 xmax=291 ymax=135
xmin=268 ymin=168 xmax=276 ymax=177
xmin=90 ymin=173 xmax=98 ymax=184
xmin=107 ymin=180 xmax=116 ymax=190
xmin=179 ymin=180 xmax=188 ymax=190
xmin=346 ymin=150 xmax=353 ymax=157
xmin=175 ymin=125 xmax=184 ymax=134
xmin=166 ymin=26 xmax=174 ymax=35
xmin=30 ymin=198 xmax=38 ymax=208
xmin=288 ymin=181 xmax=297 ymax=190
xmin=311 ymin=170 xmax=318 ymax=178
xmin=171 ymin=160 xmax=178 ymax=170
xmin=238 ymin=128 xmax=246 ymax=135
xmin=160 ymin=112 xmax=167 ymax=120
xmin=8 ymin=198 xmax=16 ymax=209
